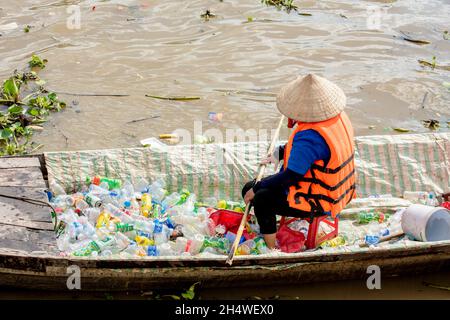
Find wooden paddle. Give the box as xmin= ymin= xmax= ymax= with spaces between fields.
xmin=226 ymin=115 xmax=285 ymax=265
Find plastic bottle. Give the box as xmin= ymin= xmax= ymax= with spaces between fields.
xmin=426 ymin=192 xmax=439 ymax=206
xmin=67 ymin=221 xmax=84 ymax=241
xmin=174 ymin=237 xmax=189 ymax=254
xmin=319 ymin=235 xmax=347 ymax=248
xmin=121 ymin=181 xmax=135 ymax=199
xmin=152 ymin=204 xmax=162 ymax=219
xmin=162 ymin=192 xmax=181 ymax=210
xmin=158 ymin=243 xmax=173 ymax=256
xmin=114 ymin=232 xmax=131 ymax=252
xmin=148 ymin=178 xmax=166 ymax=202
xmin=75 ymin=199 xmax=89 ymax=213
xmin=237 ymin=239 xmax=256 ymax=255
xmin=78 ymin=216 xmax=96 ymax=240
xmin=254 ymin=237 xmax=270 ymax=254
xmin=50 ymin=181 xmax=66 ymax=196
xmin=288 ymin=219 xmax=309 ymax=238
xmin=146 ymin=245 xmax=159 ymax=256
xmin=135 ymin=235 xmax=154 ymax=246
xmin=96 ymin=211 xmax=111 ymax=229
xmin=140 ymin=193 xmax=152 ymax=217
xmin=176 ymin=189 xmax=191 ymax=206
xmin=86 ymin=176 xmax=122 ymax=190
xmin=109 ymin=222 xmax=134 ymax=233
xmin=134 ymin=177 xmax=150 ymax=193
xmin=89 ymin=184 xmax=109 ymax=196
xmin=133 ymin=219 xmax=155 ymax=236
xmin=187 ymin=234 xmax=205 ymax=255
xmin=104 ymin=203 xmax=133 ymax=223
xmin=153 ymin=220 xmax=172 ymax=245
xmin=357 ymin=211 xmax=388 ymax=224
xmin=85 ymin=193 xmax=103 ymax=208
xmin=201 ymin=237 xmax=230 ymax=254
xmin=217 ymin=200 xmax=245 ymax=212
xmin=72 ymin=239 xmax=102 ymax=256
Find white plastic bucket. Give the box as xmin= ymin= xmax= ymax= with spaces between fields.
xmin=401 ymin=204 xmax=450 ymax=242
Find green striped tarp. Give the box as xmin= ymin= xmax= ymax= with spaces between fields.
xmin=44 ymin=132 xmax=450 ymax=200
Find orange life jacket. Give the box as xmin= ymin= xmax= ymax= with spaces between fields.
xmin=283 ymin=111 xmax=356 ymax=217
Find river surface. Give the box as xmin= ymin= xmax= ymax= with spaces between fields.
xmin=0 ymin=0 xmax=449 ymax=151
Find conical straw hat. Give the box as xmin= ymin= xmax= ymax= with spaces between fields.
xmin=276 ymin=74 xmax=346 ymax=122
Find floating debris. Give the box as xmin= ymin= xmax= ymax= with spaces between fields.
xmin=399 ymin=31 xmax=430 ymax=45
xmin=421 ymin=119 xmax=440 ymax=130
xmin=402 ymin=37 xmax=431 ymax=45
xmin=392 ymin=127 xmax=411 ymax=133
xmin=208 ymin=112 xmax=223 ymax=123
xmin=24 ymin=25 xmax=32 ymax=33
xmin=28 ymin=54 xmax=48 ymax=69
xmin=200 ymin=10 xmax=216 ymax=21
xmin=418 ymin=56 xmax=450 ymax=71
xmin=262 ymin=0 xmax=297 ymax=13
xmin=1 ymin=55 xmax=66 ymax=155
xmin=444 ymin=31 xmax=449 ymax=40
xmin=299 ymin=12 xmax=312 ymax=16
xmin=145 ymin=94 xmax=200 ymax=101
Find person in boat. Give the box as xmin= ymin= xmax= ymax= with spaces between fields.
xmin=242 ymin=74 xmax=356 ymax=249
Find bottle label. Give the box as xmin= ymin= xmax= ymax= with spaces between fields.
xmin=153 ymin=220 xmax=163 ymax=233
xmin=147 ymin=245 xmax=158 ymax=256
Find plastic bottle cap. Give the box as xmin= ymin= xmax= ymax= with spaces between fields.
xmin=92 ymin=176 xmax=101 ymax=185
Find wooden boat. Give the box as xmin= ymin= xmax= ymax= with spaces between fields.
xmin=0 ymin=132 xmax=449 ymax=291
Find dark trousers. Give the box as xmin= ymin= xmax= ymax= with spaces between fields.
xmin=242 ymin=180 xmax=311 ymax=234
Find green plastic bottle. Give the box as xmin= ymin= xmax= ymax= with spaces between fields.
xmin=176 ymin=189 xmax=191 ymax=205
xmin=73 ymin=240 xmax=101 ymax=256
xmin=358 ymin=211 xmax=389 ymax=224
xmin=86 ymin=176 xmax=122 ymax=190
xmin=201 ymin=237 xmax=230 ymax=254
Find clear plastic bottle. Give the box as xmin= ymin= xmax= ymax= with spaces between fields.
xmin=426 ymin=192 xmax=439 ymax=206
xmin=134 ymin=177 xmax=150 ymax=193
xmin=75 ymin=199 xmax=89 ymax=212
xmin=188 ymin=234 xmax=205 ymax=255
xmin=50 ymin=181 xmax=66 ymax=196
xmin=174 ymin=237 xmax=188 ymax=254
xmin=104 ymin=203 xmax=133 ymax=223
xmin=158 ymin=243 xmax=173 ymax=256
xmin=153 ymin=220 xmax=172 ymax=245
xmin=162 ymin=192 xmax=181 ymax=210
xmin=148 ymin=178 xmax=166 ymax=202
xmin=288 ymin=219 xmax=309 ymax=238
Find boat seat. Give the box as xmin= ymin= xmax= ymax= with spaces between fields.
xmin=279 ymin=214 xmax=339 ymax=249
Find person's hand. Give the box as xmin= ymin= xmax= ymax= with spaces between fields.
xmin=260 ymin=153 xmax=276 ymax=165
xmin=244 ymin=188 xmax=255 ymax=205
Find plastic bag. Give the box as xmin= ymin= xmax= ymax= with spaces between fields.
xmin=208 ymin=209 xmax=253 ymax=240
xmin=276 ymin=224 xmax=306 ymax=253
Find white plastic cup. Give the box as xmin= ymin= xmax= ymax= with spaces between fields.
xmin=401 ymin=204 xmax=450 ymax=241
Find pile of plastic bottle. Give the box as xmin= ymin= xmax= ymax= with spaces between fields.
xmin=50 ymin=176 xmax=269 ymax=258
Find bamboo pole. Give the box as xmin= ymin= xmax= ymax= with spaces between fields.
xmin=226 ymin=115 xmax=285 ymax=265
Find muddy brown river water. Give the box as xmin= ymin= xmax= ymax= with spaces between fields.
xmin=0 ymin=0 xmax=450 ymax=299
xmin=1 ymin=0 xmax=449 ymax=152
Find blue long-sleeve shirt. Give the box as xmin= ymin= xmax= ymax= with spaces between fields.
xmin=253 ymin=129 xmax=331 ymax=192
